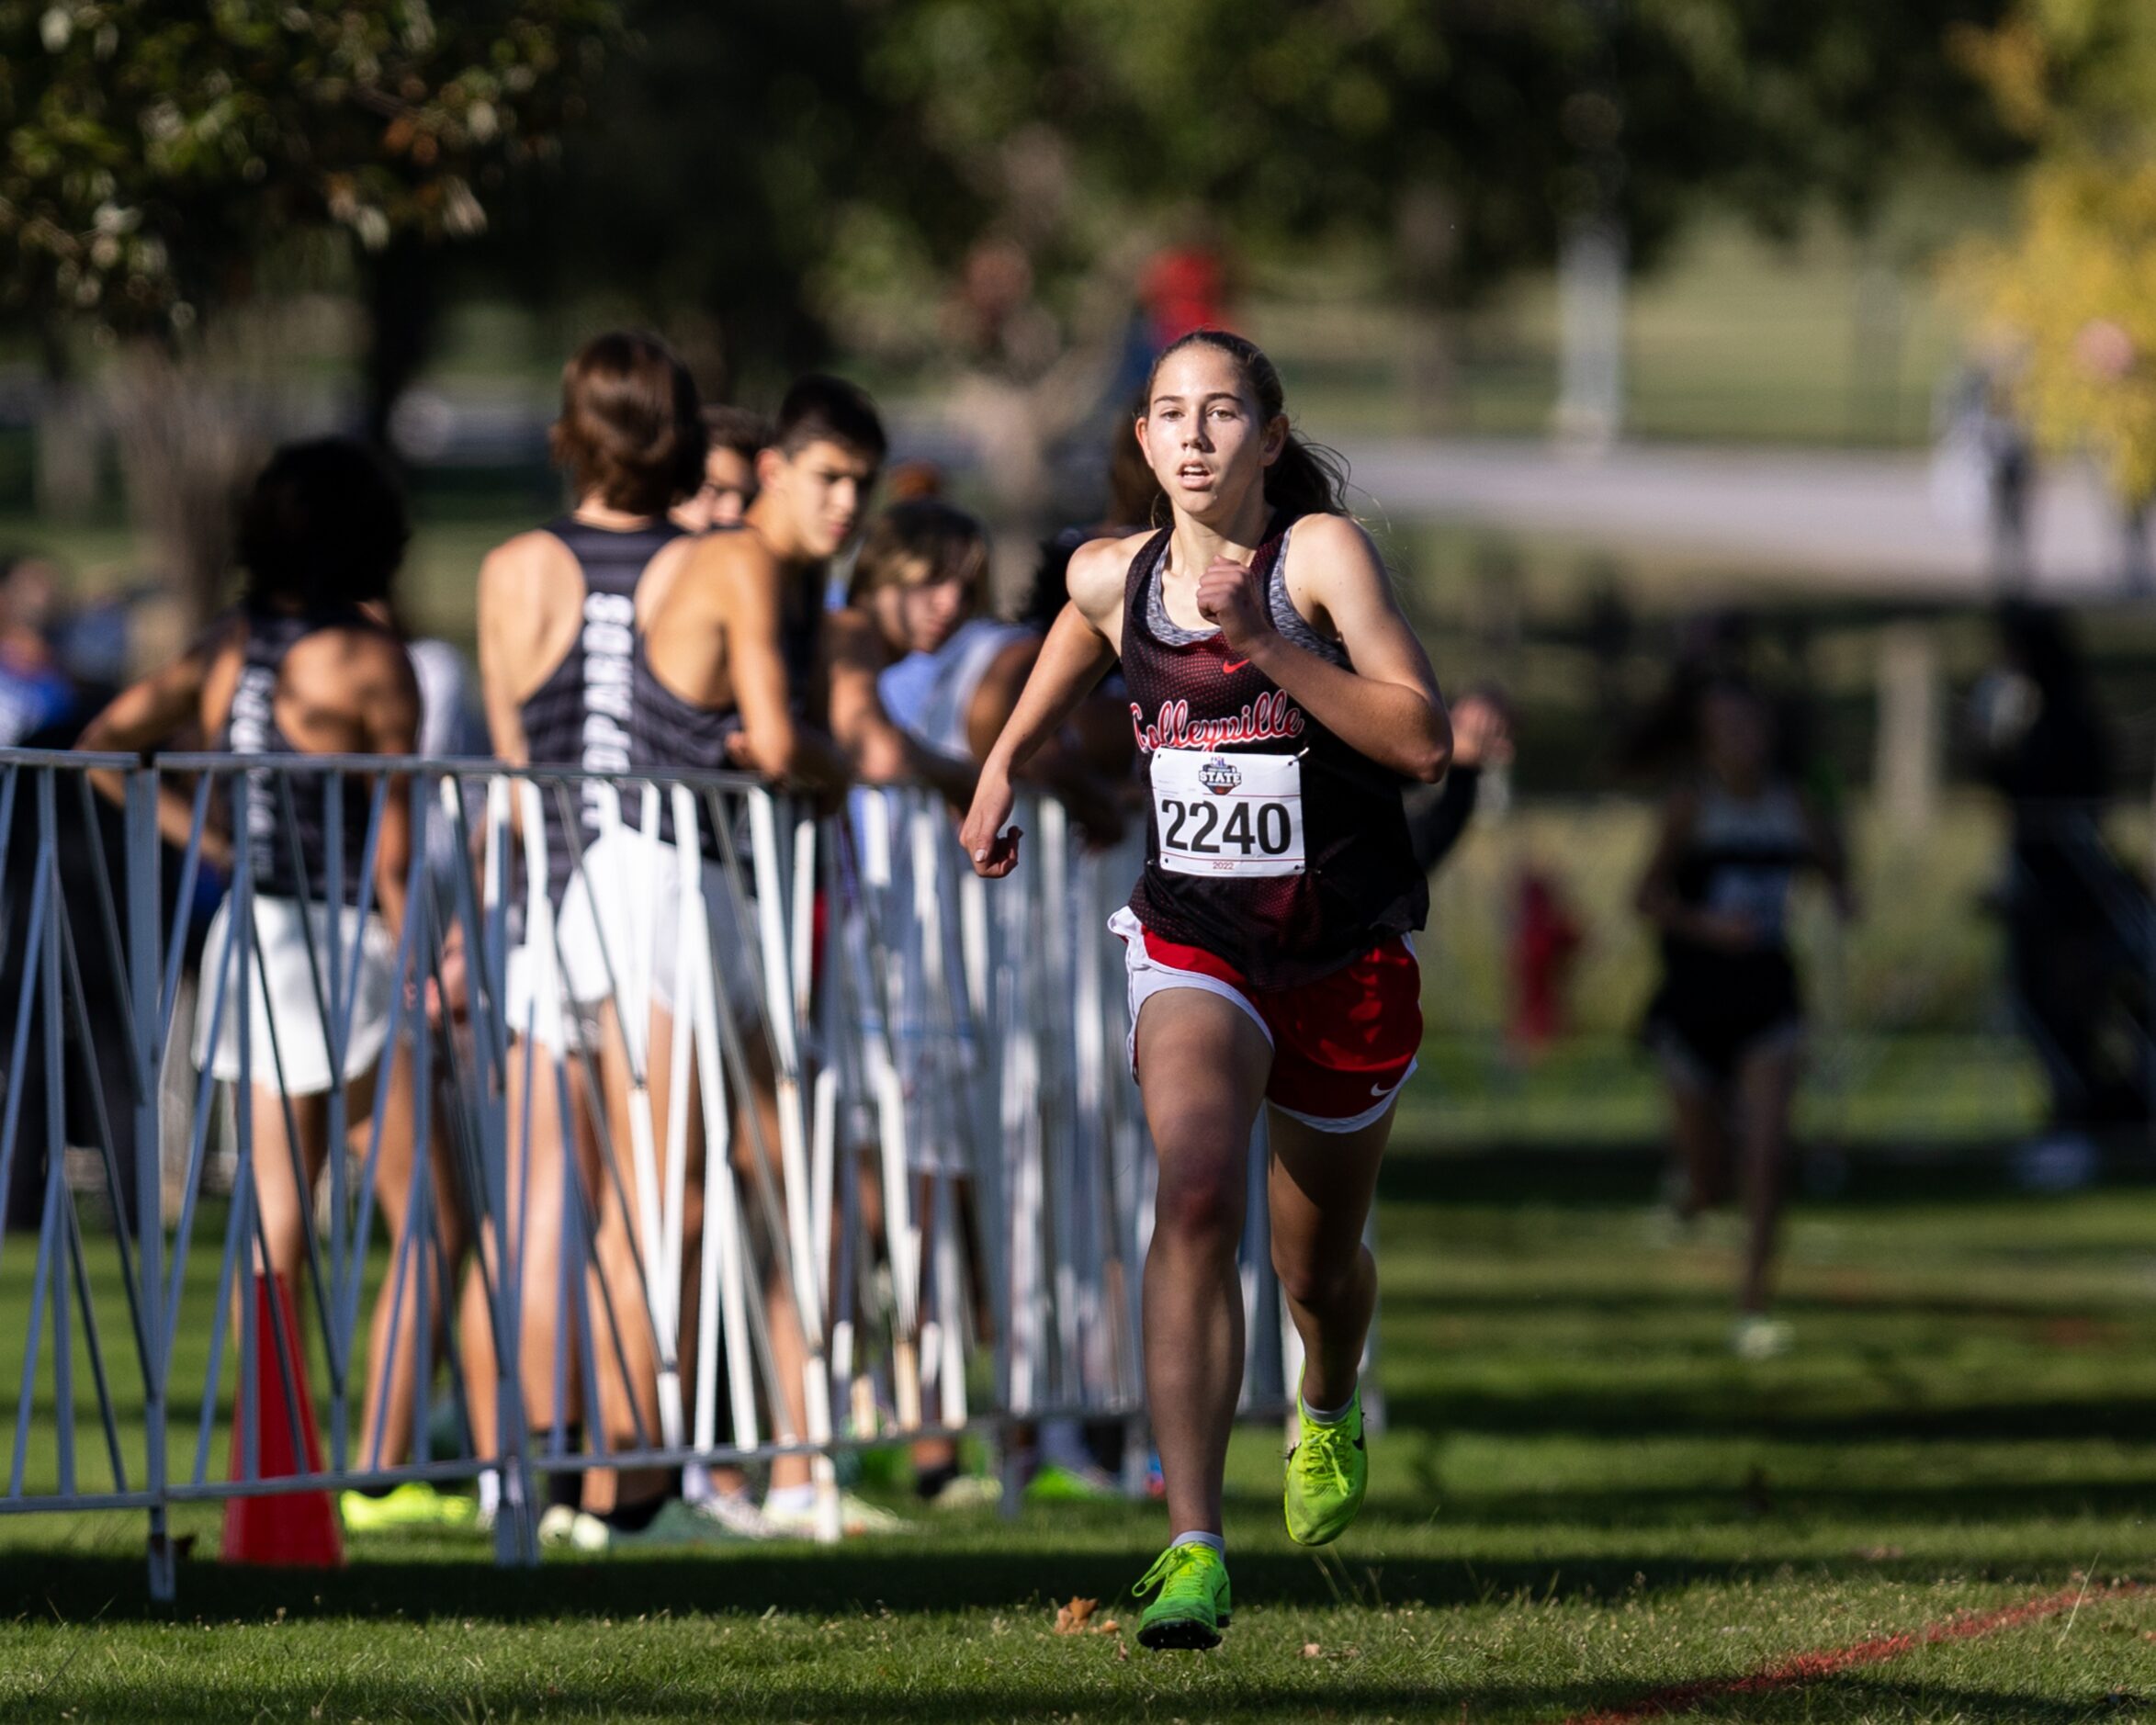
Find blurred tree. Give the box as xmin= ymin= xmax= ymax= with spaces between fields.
xmin=802 ymin=0 xmax=2015 ymax=558
xmin=0 ymin=0 xmax=617 ymax=620
xmin=1956 ymin=0 xmax=2156 ymax=580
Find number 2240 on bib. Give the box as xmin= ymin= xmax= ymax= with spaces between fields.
xmin=1149 ymin=750 xmax=1304 ymax=877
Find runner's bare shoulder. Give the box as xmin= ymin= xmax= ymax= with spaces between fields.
xmin=1065 ymin=535 xmax=1144 ymax=635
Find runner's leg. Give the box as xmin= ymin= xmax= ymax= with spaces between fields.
xmin=1733 ymin=1038 xmax=1800 ymax=1314
xmin=1265 ymin=1103 xmax=1393 ymax=1414
xmin=1134 ymin=987 xmax=1270 ymax=1540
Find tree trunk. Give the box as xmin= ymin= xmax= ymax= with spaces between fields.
xmin=107 ymin=345 xmax=265 ymax=635
xmin=361 ymin=233 xmax=439 ymax=460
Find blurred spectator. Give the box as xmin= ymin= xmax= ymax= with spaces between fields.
xmin=1404 ymin=687 xmax=1512 ymax=875
xmin=1931 ymin=361 xmax=2033 ymax=592
xmin=884 ymin=459 xmax=945 ymax=502
xmin=1510 ymin=870 xmax=1583 ymax=1054
xmin=674 ymin=405 xmax=770 ymax=534
xmin=0 ymin=556 xmax=77 ymax=746
xmin=1969 ymin=603 xmax=2148 ymax=1149
xmin=1635 ymin=677 xmax=1852 ymax=1359
xmin=1140 ymin=243 xmax=1229 ymax=351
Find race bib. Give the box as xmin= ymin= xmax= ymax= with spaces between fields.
xmin=1149 ymin=749 xmax=1304 ymax=876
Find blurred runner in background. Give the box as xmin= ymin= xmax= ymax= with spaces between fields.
xmin=1635 ymin=676 xmax=1852 ymax=1360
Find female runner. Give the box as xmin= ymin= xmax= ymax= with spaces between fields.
xmin=961 ymin=331 xmax=1451 ymax=1650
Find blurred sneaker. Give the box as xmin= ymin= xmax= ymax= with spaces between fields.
xmin=923 ymin=1473 xmax=1003 ymax=1512
xmin=762 ymin=1490 xmax=915 ymax=1538
xmin=340 ymin=1483 xmax=478 ymax=1534
xmin=1024 ymin=1460 xmax=1121 ymax=1504
xmin=686 ymin=1488 xmax=785 ymax=1540
xmin=536 ymin=1503 xmax=580 ymax=1547
xmin=567 ymin=1500 xmax=749 ymax=1552
xmin=1731 ymin=1314 xmax=1793 ymax=1360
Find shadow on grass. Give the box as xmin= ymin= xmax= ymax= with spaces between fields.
xmin=0 ymin=1672 xmax=1611 ymax=1723
xmin=1383 ymin=1386 xmax=2156 ymax=1446
xmin=1376 ymin=1475 xmax=2156 ymax=1532
xmin=0 ymin=1545 xmax=2120 ymax=1625
xmin=1378 ymin=1146 xmax=2156 ymax=1210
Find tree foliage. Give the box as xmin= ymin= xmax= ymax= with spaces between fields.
xmin=478 ymin=0 xmax=2013 ymax=396
xmin=1958 ymin=0 xmax=2156 ymax=505
xmin=0 ymin=0 xmax=619 ymax=334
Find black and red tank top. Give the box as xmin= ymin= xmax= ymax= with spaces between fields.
xmin=1121 ymin=515 xmax=1427 ymax=988
xmin=516 ymin=513 xmax=683 ymax=898
xmin=222 ymin=603 xmax=396 ymax=908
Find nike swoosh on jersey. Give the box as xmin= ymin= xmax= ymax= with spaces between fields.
xmin=1220 ymin=658 xmax=1250 ymax=674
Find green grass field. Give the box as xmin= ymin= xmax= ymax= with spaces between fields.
xmin=3 ymin=1145 xmax=2153 ymax=1722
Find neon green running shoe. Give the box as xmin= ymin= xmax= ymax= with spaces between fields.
xmin=340 ymin=1483 xmax=479 ymax=1534
xmin=1284 ymin=1381 xmax=1367 ymax=1547
xmin=1133 ymin=1541 xmax=1232 ymax=1651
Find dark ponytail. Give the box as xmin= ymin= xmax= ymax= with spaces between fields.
xmin=1146 ymin=329 xmax=1349 ymax=519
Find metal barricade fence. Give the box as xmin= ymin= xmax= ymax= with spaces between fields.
xmin=0 ymin=748 xmax=1296 ymax=1596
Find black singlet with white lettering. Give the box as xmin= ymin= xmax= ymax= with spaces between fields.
xmin=1121 ymin=514 xmax=1427 ymax=988
xmin=517 ymin=514 xmax=683 ymax=898
xmin=626 ymin=528 xmax=822 ymax=858
xmin=222 ymin=603 xmax=395 ymax=907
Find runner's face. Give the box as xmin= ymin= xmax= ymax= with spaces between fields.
xmin=1138 ymin=347 xmax=1284 ymax=522
xmin=764 ymin=439 xmax=878 ymax=558
xmin=1701 ymin=687 xmax=1771 ymax=787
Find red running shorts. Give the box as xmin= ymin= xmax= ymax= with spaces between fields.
xmin=1108 ymin=906 xmax=1422 ymax=1133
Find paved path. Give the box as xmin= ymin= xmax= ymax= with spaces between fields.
xmin=1338 ymin=436 xmax=2136 ymax=599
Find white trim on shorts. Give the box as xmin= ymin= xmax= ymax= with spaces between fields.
xmin=1271 ymin=1062 xmax=1417 ymax=1135
xmin=1109 ymin=906 xmax=1419 ymax=1135
xmin=1109 ymin=904 xmax=1270 ymax=1064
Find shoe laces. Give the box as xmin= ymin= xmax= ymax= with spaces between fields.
xmin=1292 ymin=1414 xmax=1359 ymax=1497
xmin=1134 ymin=1543 xmax=1213 ymax=1598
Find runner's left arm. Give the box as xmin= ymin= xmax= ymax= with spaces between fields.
xmin=1195 ymin=513 xmax=1451 ymax=784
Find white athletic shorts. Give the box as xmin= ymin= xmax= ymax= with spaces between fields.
xmin=194 ymin=893 xmax=400 ymax=1096
xmin=505 ymin=825 xmax=766 ymax=1054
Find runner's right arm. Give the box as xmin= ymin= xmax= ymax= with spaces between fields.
xmin=961 ymin=538 xmax=1127 ymax=875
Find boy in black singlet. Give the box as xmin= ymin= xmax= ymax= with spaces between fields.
xmin=470 ymin=332 xmax=706 ymax=1540
xmin=612 ymin=377 xmax=913 ymax=1539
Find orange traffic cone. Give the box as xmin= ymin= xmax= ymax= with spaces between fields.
xmin=220 ymin=1272 xmax=344 ymax=1567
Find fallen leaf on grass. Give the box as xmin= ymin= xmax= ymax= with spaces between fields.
xmin=1094 ymin=1618 xmax=1120 ymax=1635
xmin=1055 ymin=1597 xmax=1099 ymax=1634
xmin=1302 ymin=1642 xmax=1323 ymax=1658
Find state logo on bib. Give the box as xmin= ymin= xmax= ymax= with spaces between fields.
xmin=1150 ymin=749 xmax=1304 ymax=876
